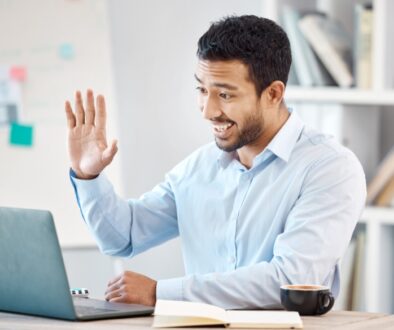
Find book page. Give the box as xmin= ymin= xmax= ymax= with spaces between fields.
xmin=154 ymin=300 xmax=227 ymax=322
xmin=226 ymin=310 xmax=303 ymax=329
xmin=153 ymin=316 xmax=224 ymax=328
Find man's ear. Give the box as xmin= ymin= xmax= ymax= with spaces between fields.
xmin=261 ymin=80 xmax=285 ymax=106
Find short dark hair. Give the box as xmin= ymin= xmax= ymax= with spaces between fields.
xmin=197 ymin=15 xmax=291 ymax=96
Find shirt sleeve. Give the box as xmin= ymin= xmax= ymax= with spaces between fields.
xmin=70 ymin=170 xmax=179 ymax=257
xmin=157 ymin=151 xmax=367 ymax=309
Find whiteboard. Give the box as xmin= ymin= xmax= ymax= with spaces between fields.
xmin=0 ymin=0 xmax=121 ymax=247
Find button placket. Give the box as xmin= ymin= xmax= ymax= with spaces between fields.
xmin=226 ymin=172 xmax=253 ymax=269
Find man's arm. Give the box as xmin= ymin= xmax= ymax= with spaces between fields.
xmin=66 ymin=90 xmax=179 ymax=256
xmin=70 ymin=171 xmax=179 ymax=256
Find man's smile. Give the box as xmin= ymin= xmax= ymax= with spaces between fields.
xmin=212 ymin=120 xmax=235 ymax=139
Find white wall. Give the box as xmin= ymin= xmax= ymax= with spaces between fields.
xmin=107 ymin=0 xmax=263 ymax=197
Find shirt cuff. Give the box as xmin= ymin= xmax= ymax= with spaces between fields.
xmin=69 ymin=168 xmax=112 ymax=203
xmin=156 ymin=277 xmax=184 ymax=301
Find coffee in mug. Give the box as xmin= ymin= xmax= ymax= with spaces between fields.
xmin=280 ymin=284 xmax=335 ymax=315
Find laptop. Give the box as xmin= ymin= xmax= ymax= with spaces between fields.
xmin=0 ymin=207 xmax=154 ymax=321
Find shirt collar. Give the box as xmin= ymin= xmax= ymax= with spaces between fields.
xmin=265 ymin=109 xmax=305 ymax=163
xmin=217 ymin=109 xmax=305 ymax=168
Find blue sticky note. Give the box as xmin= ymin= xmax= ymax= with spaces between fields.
xmin=59 ymin=43 xmax=75 ymax=60
xmin=9 ymin=123 xmax=34 ymax=147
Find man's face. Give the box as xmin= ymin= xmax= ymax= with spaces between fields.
xmin=195 ymin=60 xmax=265 ymax=152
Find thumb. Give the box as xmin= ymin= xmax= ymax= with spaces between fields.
xmin=102 ymin=139 xmax=118 ymax=166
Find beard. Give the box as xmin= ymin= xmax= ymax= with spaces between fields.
xmin=215 ymin=111 xmax=264 ymax=152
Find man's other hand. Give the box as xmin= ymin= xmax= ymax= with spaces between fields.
xmin=105 ymin=271 xmax=157 ymax=306
xmin=65 ymin=89 xmax=118 ymax=180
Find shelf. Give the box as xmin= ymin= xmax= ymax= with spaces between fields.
xmin=360 ymin=206 xmax=394 ymax=225
xmin=285 ymin=87 xmax=394 ymax=106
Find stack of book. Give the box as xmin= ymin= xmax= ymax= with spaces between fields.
xmin=281 ymin=4 xmax=373 ymax=89
xmin=367 ymin=147 xmax=394 ymax=207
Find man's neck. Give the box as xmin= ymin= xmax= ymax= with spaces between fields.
xmin=237 ymin=107 xmax=290 ymax=169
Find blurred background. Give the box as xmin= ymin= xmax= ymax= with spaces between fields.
xmin=1 ymin=0 xmax=393 ymax=314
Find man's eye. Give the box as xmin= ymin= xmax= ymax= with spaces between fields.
xmin=196 ymin=86 xmax=207 ymax=94
xmin=219 ymin=92 xmax=231 ymax=100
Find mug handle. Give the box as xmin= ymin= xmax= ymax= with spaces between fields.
xmin=316 ymin=292 xmax=335 ymax=315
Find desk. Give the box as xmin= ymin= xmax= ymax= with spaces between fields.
xmin=1 ymin=311 xmax=394 ymax=329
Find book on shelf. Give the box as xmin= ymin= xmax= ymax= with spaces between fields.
xmin=281 ymin=6 xmax=333 ymax=87
xmin=153 ymin=300 xmax=303 ymax=329
xmin=366 ymin=147 xmax=394 ymax=205
xmin=354 ymin=4 xmax=373 ymax=89
xmin=374 ymin=174 xmax=394 ymax=206
xmin=298 ymin=13 xmax=354 ymax=88
xmin=287 ymin=62 xmax=299 ymax=86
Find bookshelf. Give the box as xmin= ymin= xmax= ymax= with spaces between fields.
xmin=261 ymin=0 xmax=394 ymax=314
xmin=285 ymin=87 xmax=394 ymax=106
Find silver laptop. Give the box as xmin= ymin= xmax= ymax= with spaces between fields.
xmin=0 ymin=207 xmax=154 ymax=321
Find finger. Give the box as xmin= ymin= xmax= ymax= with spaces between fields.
xmin=108 ymin=292 xmax=138 ymax=304
xmin=102 ymin=139 xmax=118 ymax=165
xmin=85 ymin=89 xmax=95 ymax=125
xmin=105 ymin=288 xmax=123 ymax=301
xmin=107 ymin=296 xmax=129 ymax=303
xmin=95 ymin=94 xmax=106 ymax=129
xmin=105 ymin=280 xmax=123 ymax=296
xmin=108 ymin=295 xmax=129 ymax=303
xmin=107 ymin=274 xmax=122 ymax=287
xmin=65 ymin=101 xmax=76 ymax=129
xmin=75 ymin=90 xmax=85 ymax=126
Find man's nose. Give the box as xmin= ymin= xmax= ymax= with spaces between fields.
xmin=200 ymin=96 xmax=221 ymax=120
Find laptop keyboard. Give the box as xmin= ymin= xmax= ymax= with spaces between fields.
xmin=75 ymin=305 xmax=117 ymax=315
xmin=74 ymin=298 xmax=119 ymax=316
xmin=72 ymin=297 xmax=154 ymax=318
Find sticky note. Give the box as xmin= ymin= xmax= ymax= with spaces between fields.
xmin=7 ymin=104 xmax=18 ymax=123
xmin=59 ymin=43 xmax=75 ymax=60
xmin=9 ymin=123 xmax=34 ymax=147
xmin=10 ymin=66 xmax=27 ymax=82
xmin=0 ymin=104 xmax=18 ymax=126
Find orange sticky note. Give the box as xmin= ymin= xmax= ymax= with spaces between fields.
xmin=10 ymin=66 xmax=27 ymax=81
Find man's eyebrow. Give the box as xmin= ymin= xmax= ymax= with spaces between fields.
xmin=194 ymin=74 xmax=202 ymax=83
xmin=194 ymin=74 xmax=238 ymax=91
xmin=212 ymin=82 xmax=238 ymax=91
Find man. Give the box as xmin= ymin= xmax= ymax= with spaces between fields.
xmin=65 ymin=15 xmax=366 ymax=309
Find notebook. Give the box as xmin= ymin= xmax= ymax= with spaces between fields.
xmin=153 ymin=300 xmax=303 ymax=328
xmin=0 ymin=206 xmax=154 ymax=321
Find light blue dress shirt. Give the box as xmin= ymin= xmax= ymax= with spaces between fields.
xmin=70 ymin=110 xmax=366 ymax=309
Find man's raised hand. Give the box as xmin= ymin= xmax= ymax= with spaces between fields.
xmin=65 ymin=90 xmax=118 ymax=179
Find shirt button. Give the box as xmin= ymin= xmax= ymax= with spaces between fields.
xmin=228 ymin=256 xmax=235 ymax=263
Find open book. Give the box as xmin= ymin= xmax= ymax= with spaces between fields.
xmin=153 ymin=300 xmax=303 ymax=329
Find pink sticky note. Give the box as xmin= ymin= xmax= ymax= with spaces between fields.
xmin=10 ymin=66 xmax=27 ymax=81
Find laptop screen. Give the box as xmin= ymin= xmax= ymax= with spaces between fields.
xmin=0 ymin=207 xmax=76 ymax=320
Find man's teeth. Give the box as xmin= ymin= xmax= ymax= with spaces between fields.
xmin=214 ymin=122 xmax=233 ymax=132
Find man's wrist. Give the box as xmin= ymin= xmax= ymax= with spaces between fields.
xmin=70 ymin=167 xmax=99 ymax=180
xmin=150 ymin=280 xmax=157 ymax=306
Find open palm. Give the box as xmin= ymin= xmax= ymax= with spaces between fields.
xmin=65 ymin=90 xmax=118 ymax=179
